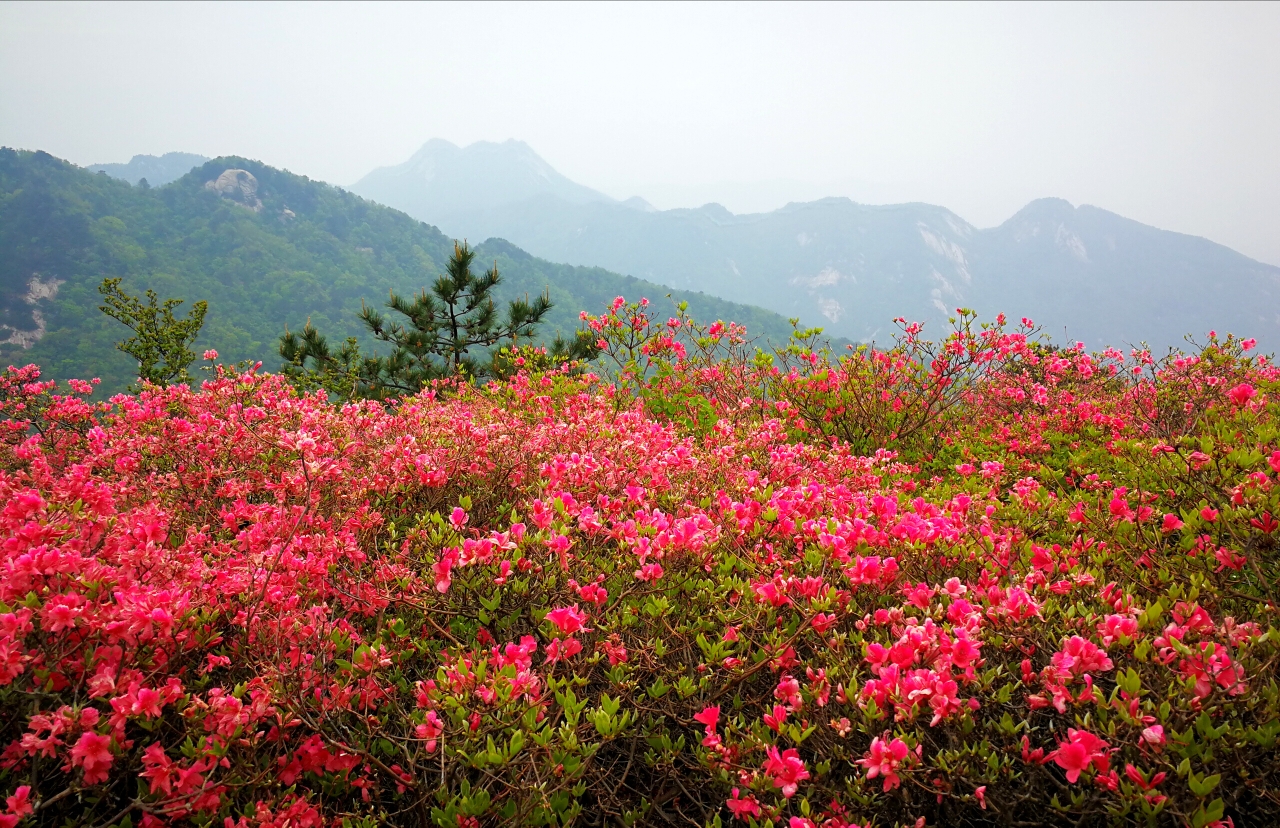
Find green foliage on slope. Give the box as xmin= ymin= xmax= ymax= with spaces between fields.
xmin=0 ymin=149 xmax=801 ymax=392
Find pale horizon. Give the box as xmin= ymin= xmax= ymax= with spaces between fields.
xmin=3 ymin=1 xmax=1278 ymax=264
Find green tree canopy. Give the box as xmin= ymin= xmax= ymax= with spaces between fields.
xmin=98 ymin=277 xmax=207 ymax=387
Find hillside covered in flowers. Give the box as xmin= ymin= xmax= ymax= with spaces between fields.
xmin=1 ymin=300 xmax=1278 ymax=828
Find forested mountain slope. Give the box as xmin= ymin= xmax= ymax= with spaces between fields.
xmin=0 ymin=149 xmax=800 ymax=391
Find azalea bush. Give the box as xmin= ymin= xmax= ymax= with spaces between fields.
xmin=773 ymin=310 xmax=1044 ymax=457
xmin=1 ymin=303 xmax=1279 ymax=828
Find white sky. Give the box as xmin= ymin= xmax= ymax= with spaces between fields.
xmin=3 ymin=1 xmax=1278 ymax=265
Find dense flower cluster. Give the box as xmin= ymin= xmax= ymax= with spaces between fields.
xmin=1 ymin=302 xmax=1278 ymax=827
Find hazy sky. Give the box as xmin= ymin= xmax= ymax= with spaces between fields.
xmin=3 ymin=1 xmax=1279 ymax=264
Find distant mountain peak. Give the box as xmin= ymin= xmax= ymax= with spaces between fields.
xmin=1001 ymin=197 xmax=1079 ymax=223
xmin=621 ymin=196 xmax=656 ymax=213
xmin=697 ymin=203 xmax=734 ymax=219
xmin=351 ymin=139 xmax=613 ymax=220
xmin=404 ymin=138 xmax=543 ymax=165
xmin=1027 ymin=196 xmax=1074 ymax=210
xmin=415 ymin=137 xmax=461 ymax=152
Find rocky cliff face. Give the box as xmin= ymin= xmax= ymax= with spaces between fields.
xmin=0 ymin=274 xmax=64 ymax=350
xmin=205 ymin=169 xmax=263 ymax=212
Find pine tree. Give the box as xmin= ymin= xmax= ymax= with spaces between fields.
xmin=280 ymin=241 xmax=597 ymax=399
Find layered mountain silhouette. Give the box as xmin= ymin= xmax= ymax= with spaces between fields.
xmin=88 ymin=152 xmax=210 ymax=187
xmin=1 ymin=149 xmax=799 ymax=391
xmin=352 ymin=140 xmax=1280 ymax=351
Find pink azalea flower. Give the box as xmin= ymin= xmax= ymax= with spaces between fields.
xmin=726 ymin=789 xmax=762 ymax=820
xmin=1227 ymin=383 xmax=1256 ymax=406
xmin=1050 ymin=728 xmax=1109 ymax=783
xmin=857 ymin=734 xmax=911 ymax=791
xmin=1051 ymin=635 xmax=1113 ymax=677
xmin=432 ymin=553 xmax=455 ymax=593
xmin=600 ymin=637 xmax=628 ymax=666
xmin=546 ymin=532 xmax=573 ymax=571
xmin=762 ymin=746 xmax=810 ymax=798
xmin=692 ymin=705 xmax=720 ymax=731
xmin=70 ymin=731 xmax=114 ymax=785
xmin=543 ymin=637 xmax=583 ymax=664
xmin=415 ymin=710 xmax=444 ymax=754
xmin=634 ymin=562 xmax=664 ymax=582
xmin=1097 ymin=614 xmax=1138 ymax=646
xmin=774 ymin=674 xmax=802 ymax=708
xmin=5 ymin=786 xmax=32 ymax=817
xmin=810 ymin=612 xmax=838 ymax=634
xmin=544 ymin=605 xmax=589 ymax=636
xmin=694 ymin=704 xmax=721 ymax=747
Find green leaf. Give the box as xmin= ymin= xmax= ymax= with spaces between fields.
xmin=1189 ymin=773 xmax=1221 ymax=797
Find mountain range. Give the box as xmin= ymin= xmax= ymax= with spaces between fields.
xmin=87 ymin=152 xmax=210 ymax=187
xmin=351 ymin=140 xmax=1280 ymax=351
xmin=1 ymin=149 xmax=796 ymax=391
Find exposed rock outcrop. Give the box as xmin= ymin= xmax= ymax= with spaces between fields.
xmin=0 ymin=274 xmax=64 ymax=350
xmin=205 ymin=169 xmax=263 ymax=212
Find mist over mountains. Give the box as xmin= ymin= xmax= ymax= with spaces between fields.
xmin=351 ymin=140 xmax=1280 ymax=351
